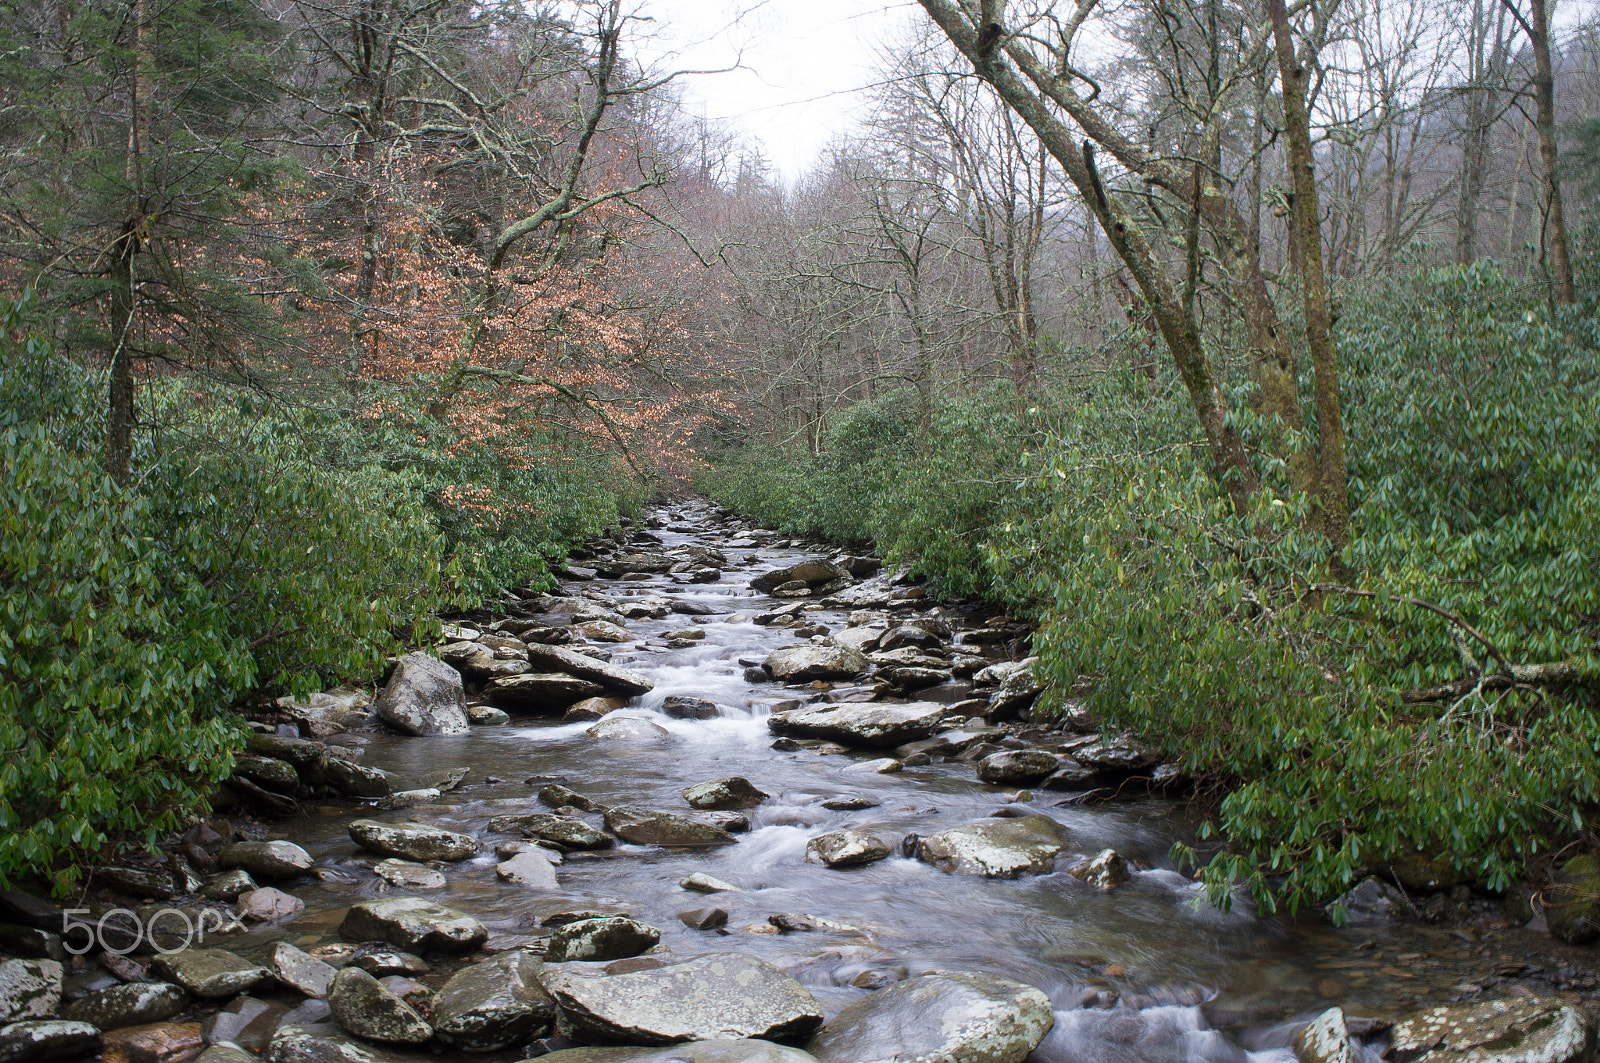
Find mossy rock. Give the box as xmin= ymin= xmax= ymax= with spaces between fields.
xmin=1546 ymin=853 xmax=1600 ymax=945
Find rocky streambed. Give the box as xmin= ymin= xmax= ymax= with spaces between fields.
xmin=3 ymin=501 xmax=1599 ymax=1063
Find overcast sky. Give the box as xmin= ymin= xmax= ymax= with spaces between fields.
xmin=635 ymin=0 xmax=923 ymax=184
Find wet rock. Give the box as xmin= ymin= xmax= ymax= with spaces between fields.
xmin=311 ymin=756 xmax=392 ymax=799
xmin=204 ymin=996 xmax=292 ymax=1053
xmin=61 ymin=982 xmax=187 ymax=1030
xmin=348 ymin=953 xmax=428 ymax=978
xmin=538 ymin=784 xmax=603 ymax=813
xmin=497 ymin=851 xmax=560 ymax=890
xmin=1039 ymin=761 xmax=1102 ymax=791
xmin=768 ymin=701 xmax=944 ymax=748
xmin=1068 ymin=849 xmax=1130 ymax=890
xmin=270 ymin=944 xmax=335 ymax=998
xmin=986 ymin=658 xmax=1044 ymax=719
xmin=1546 ymin=853 xmax=1600 ymax=945
xmin=752 ymin=559 xmax=851 ymax=594
xmin=1389 ymin=996 xmax=1592 ymax=1063
xmin=201 ymin=870 xmax=258 ymax=901
xmin=327 ymin=969 xmax=431 ymax=1045
xmin=661 ymin=696 xmax=720 ymax=720
xmin=533 ymin=1040 xmax=819 ymax=1063
xmin=196 ymin=1046 xmax=255 ymax=1063
xmin=877 ymin=625 xmax=943 ymax=651
xmin=233 ymin=755 xmax=301 ymax=794
xmin=265 ymin=1024 xmax=407 ymax=1063
xmin=152 ymin=950 xmax=271 ymax=999
xmin=238 ymin=887 xmax=304 ymax=923
xmin=806 ymin=972 xmax=1053 ymax=1063
xmin=340 ymin=898 xmax=487 ymax=954
xmin=604 ymin=807 xmax=737 ymax=848
xmin=0 ymin=1019 xmax=101 ymax=1063
xmin=431 ymin=953 xmax=555 ymax=1051
xmin=348 ymin=820 xmax=477 ymax=862
xmin=1293 ymin=1008 xmax=1354 ymax=1063
xmin=0 ymin=894 xmax=56 ymax=934
xmin=544 ymin=917 xmax=661 ymax=963
xmin=487 ymin=673 xmax=606 ymax=714
xmin=467 ymin=705 xmax=510 ymax=726
xmin=218 ymin=841 xmax=314 ymax=880
xmin=372 ymin=860 xmax=445 ymax=890
xmin=1073 ymin=736 xmax=1160 ymax=772
xmin=486 ymin=813 xmax=614 ymax=849
xmin=807 ymin=831 xmax=892 ymax=869
xmin=522 ymin=644 xmax=656 ymax=696
xmin=372 ymin=653 xmax=470 ymax=736
xmin=916 ymin=816 xmax=1070 ymax=878
xmin=877 ymin=666 xmax=949 ymax=690
xmin=0 ymin=929 xmax=61 ymax=964
xmin=820 ymin=796 xmax=879 ymax=811
xmin=763 ymin=644 xmax=869 ymax=682
xmin=564 ymin=697 xmax=625 ymax=722
xmin=587 ymin=716 xmax=670 ymax=741
xmin=678 ymin=908 xmax=729 ymax=931
xmin=540 ymin=952 xmax=822 ymax=1045
xmin=0 ymin=962 xmax=61 ymax=1023
xmin=1326 ymin=877 xmax=1414 ymax=925
xmin=681 ymin=778 xmax=769 ymax=811
xmin=99 ymin=1022 xmax=204 ymax=1063
xmin=575 ymin=621 xmax=631 ymax=643
xmin=680 ymin=874 xmax=741 ymax=894
xmin=977 ymin=750 xmax=1060 ymax=785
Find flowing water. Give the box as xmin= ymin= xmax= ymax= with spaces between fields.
xmin=244 ymin=505 xmax=1579 ymax=1062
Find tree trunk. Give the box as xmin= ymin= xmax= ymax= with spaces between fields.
xmin=108 ymin=0 xmax=153 ymax=485
xmin=1513 ymin=0 xmax=1576 ymax=303
xmin=1270 ymin=0 xmax=1349 ymax=547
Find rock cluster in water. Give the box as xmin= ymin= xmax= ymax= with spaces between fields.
xmin=7 ymin=502 xmax=1592 ymax=1063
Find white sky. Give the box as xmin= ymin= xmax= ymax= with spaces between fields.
xmin=635 ymin=0 xmax=923 ymax=184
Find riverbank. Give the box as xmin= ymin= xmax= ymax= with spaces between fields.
xmin=1 ymin=500 xmax=1596 ymax=1063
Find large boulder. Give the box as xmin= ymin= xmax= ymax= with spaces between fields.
xmin=916 ymin=816 xmax=1070 ymax=878
xmin=61 ymin=982 xmax=188 ymax=1030
xmin=539 ymin=953 xmax=822 ymax=1045
xmin=266 ymin=1024 xmax=410 ymax=1063
xmin=218 ymin=840 xmax=314 ymax=880
xmin=328 ymin=968 xmax=431 ymax=1044
xmin=270 ymin=943 xmax=335 ymax=998
xmin=604 ymin=807 xmax=737 ymax=849
xmin=1546 ymin=853 xmax=1600 ymax=944
xmin=0 ymin=961 xmax=61 ymax=1023
xmin=372 ymin=653 xmax=469 ymax=736
xmin=807 ymin=831 xmax=892 ymax=869
xmin=523 ymin=644 xmax=656 ymax=696
xmin=151 ymin=949 xmax=271 ymax=999
xmin=752 ymin=559 xmax=851 ymax=595
xmin=544 ymin=917 xmax=661 ymax=963
xmin=0 ymin=1020 xmax=101 ymax=1063
xmin=681 ymin=778 xmax=768 ymax=811
xmin=485 ymin=813 xmax=614 ymax=850
xmin=768 ymin=702 xmax=944 ymax=748
xmin=806 ymin=972 xmax=1054 ymax=1063
xmin=349 ymin=820 xmax=477 ymax=862
xmin=486 ymin=674 xmax=606 ymax=714
xmin=985 ymin=657 xmax=1044 ymax=718
xmin=496 ymin=851 xmax=560 ymax=890
xmin=1388 ymin=996 xmax=1593 ymax=1063
xmin=976 ymin=750 xmax=1060 ymax=785
xmin=763 ymin=644 xmax=868 ymax=682
xmin=340 ymin=898 xmax=487 ymax=954
xmin=431 ymin=953 xmax=555 ymax=1051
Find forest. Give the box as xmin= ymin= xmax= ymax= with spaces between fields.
xmin=1 ymin=0 xmax=1598 ymax=914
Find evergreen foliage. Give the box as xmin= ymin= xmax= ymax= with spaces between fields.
xmin=704 ymin=258 xmax=1600 ymax=911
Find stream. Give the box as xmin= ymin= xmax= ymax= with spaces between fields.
xmin=224 ymin=500 xmax=1590 ymax=1063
